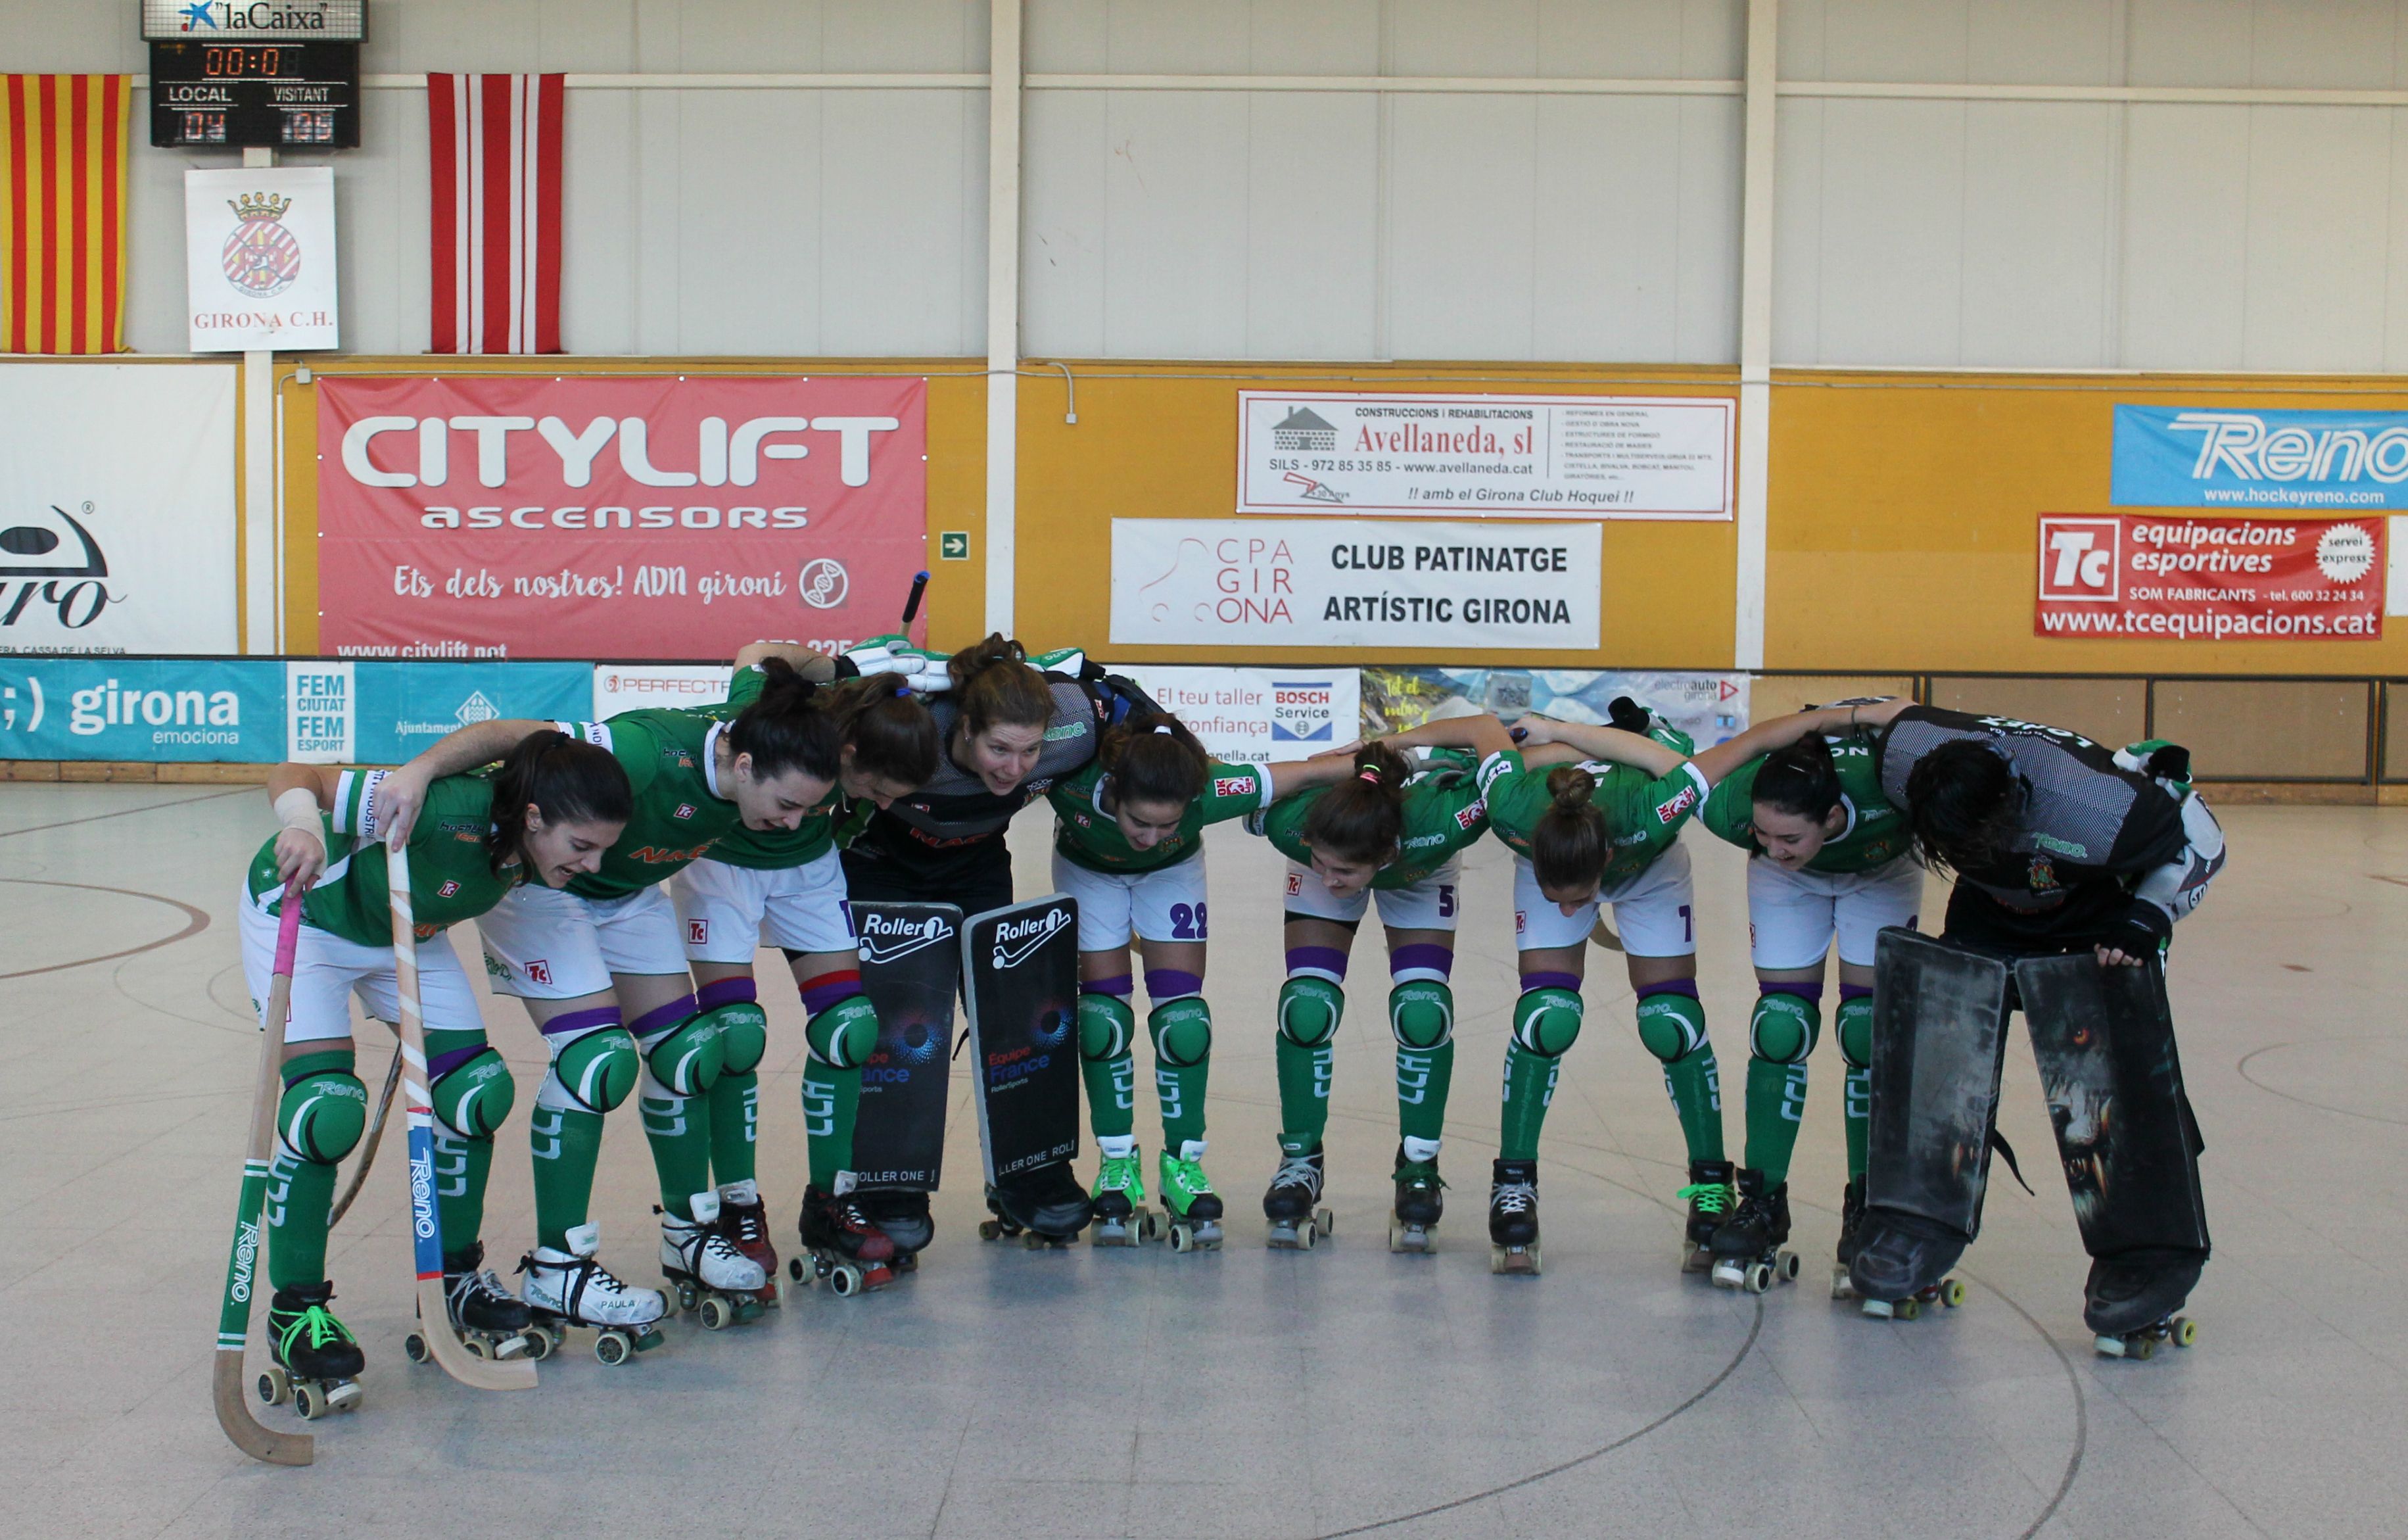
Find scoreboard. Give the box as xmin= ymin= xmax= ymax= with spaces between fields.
xmin=142 ymin=2 xmax=366 ymax=149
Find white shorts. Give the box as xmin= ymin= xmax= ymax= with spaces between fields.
xmin=1746 ymin=855 xmax=1922 ymax=971
xmin=1513 ymin=842 xmax=1696 ymax=957
xmin=237 ymin=884 xmax=483 ymax=1044
xmin=1282 ymin=857 xmax=1462 ymax=932
xmin=475 ymin=881 xmax=688 ymax=1000
xmin=673 ymin=850 xmax=855 ymax=964
xmin=1051 ymin=850 xmax=1211 ymax=953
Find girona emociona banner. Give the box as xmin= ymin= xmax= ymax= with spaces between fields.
xmin=2035 ymin=512 xmax=2384 ymax=640
xmin=316 ymin=375 xmax=927 ymax=660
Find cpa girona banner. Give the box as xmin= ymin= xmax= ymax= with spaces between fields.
xmin=2036 ymin=513 xmax=2384 ymax=640
xmin=316 ymin=375 xmax=927 ymax=660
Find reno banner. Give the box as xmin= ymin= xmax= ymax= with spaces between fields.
xmin=2035 ymin=513 xmax=2384 ymax=641
xmin=316 ymin=375 xmax=927 ymax=660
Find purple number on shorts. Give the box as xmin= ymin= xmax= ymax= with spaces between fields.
xmin=838 ymin=898 xmax=855 ymax=938
xmin=1171 ymin=902 xmax=1206 ymax=940
xmin=1680 ymin=903 xmax=1693 ymax=942
xmin=1439 ymin=885 xmax=1457 ymax=918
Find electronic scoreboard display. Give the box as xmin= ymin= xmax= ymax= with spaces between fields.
xmin=148 ymin=40 xmax=360 ymax=148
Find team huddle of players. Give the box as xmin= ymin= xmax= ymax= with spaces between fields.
xmin=238 ymin=631 xmax=2226 ymax=1407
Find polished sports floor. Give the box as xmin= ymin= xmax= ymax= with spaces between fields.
xmin=1 ymin=784 xmax=2398 ymax=1539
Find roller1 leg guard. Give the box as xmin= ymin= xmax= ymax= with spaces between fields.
xmin=1499 ymin=974 xmax=1582 ymax=1161
xmin=1148 ymin=973 xmax=1212 ymax=1149
xmin=1274 ymin=952 xmax=1346 ymax=1159
xmin=1077 ymin=976 xmax=1139 ymax=1149
xmin=1743 ymin=984 xmax=1820 ymax=1186
xmin=529 ymin=1007 xmax=636 ymax=1252
xmin=800 ymin=971 xmax=879 ymax=1192
xmin=692 ymin=980 xmax=768 ymax=1191
xmin=1389 ymin=943 xmax=1455 ymax=1151
xmin=426 ymin=1026 xmax=515 ymax=1260
xmin=632 ymin=994 xmax=720 ymax=1218
xmin=266 ymin=1047 xmax=367 ymax=1293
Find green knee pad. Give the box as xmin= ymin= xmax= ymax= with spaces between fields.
xmin=277 ymin=1049 xmax=367 ymax=1164
xmin=1079 ymin=991 xmax=1137 ymax=1062
xmin=1748 ymin=992 xmax=1820 ymax=1065
xmin=805 ymin=992 xmax=878 ymax=1071
xmin=1388 ymin=980 xmax=1454 ymax=1050
xmin=1511 ymin=986 xmax=1584 ymax=1058
xmin=1836 ymin=994 xmax=1872 ymax=1069
xmin=1277 ymin=975 xmax=1344 ymax=1047
xmin=1638 ymin=990 xmax=1724 ymax=1163
xmin=429 ymin=1044 xmax=515 ymax=1140
xmin=1635 ymin=990 xmax=1708 ymax=1063
xmin=640 ymin=1011 xmax=725 ymax=1097
xmin=1148 ymin=996 xmax=1213 ymax=1067
xmin=704 ymin=1001 xmax=768 ymax=1076
xmin=548 ymin=1025 xmax=639 ymax=1113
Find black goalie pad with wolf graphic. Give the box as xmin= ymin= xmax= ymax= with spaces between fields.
xmin=1864 ymin=927 xmax=2014 ymax=1241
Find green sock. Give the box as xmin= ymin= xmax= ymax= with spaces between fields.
xmin=266 ymin=1147 xmax=337 ymax=1290
xmin=529 ymin=1102 xmax=603 ymax=1252
xmin=1084 ymin=1050 xmax=1136 ymax=1140
xmin=1274 ymin=1036 xmax=1333 ymax=1156
xmin=1498 ymin=1040 xmax=1559 ymax=1162
xmin=801 ymin=1063 xmax=861 ymax=1190
xmin=1396 ymin=1040 xmax=1453 ymax=1145
xmin=709 ymin=1069 xmax=758 ymax=1187
xmin=431 ymin=1128 xmax=493 ymax=1255
xmin=1838 ymin=992 xmax=1874 ymax=1181
xmin=1157 ymin=1057 xmax=1208 ymax=1148
xmin=1743 ymin=1057 xmax=1809 ymax=1184
xmin=1663 ymin=1044 xmax=1726 ymax=1163
xmin=640 ymin=1078 xmax=713 ymax=1218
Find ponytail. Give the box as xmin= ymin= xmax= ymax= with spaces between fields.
xmin=485 ymin=731 xmax=633 ymax=875
xmin=949 ymin=633 xmax=1054 ymax=738
xmin=1098 ymin=710 xmax=1210 ymax=809
xmin=820 ymin=673 xmax=940 ymax=790
xmin=1530 ymin=765 xmax=1607 ymax=894
xmin=727 ymin=656 xmax=843 ymax=783
xmin=1751 ymin=733 xmax=1843 ymax=824
xmin=1300 ymin=741 xmax=1409 ymax=867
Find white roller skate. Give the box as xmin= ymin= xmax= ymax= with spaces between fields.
xmin=659 ymin=1191 xmax=767 ymax=1330
xmin=517 ymin=1222 xmax=668 ymax=1365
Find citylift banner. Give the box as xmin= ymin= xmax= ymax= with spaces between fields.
xmin=2035 ymin=512 xmax=2384 ymax=640
xmin=316 ymin=375 xmax=928 ymax=660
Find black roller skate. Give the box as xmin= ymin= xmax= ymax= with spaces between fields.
xmin=1849 ymin=1209 xmax=1968 ymax=1322
xmin=408 ymin=1243 xmax=536 ymax=1365
xmin=1830 ymin=1177 xmax=1865 ymax=1299
xmin=1263 ymin=1145 xmax=1333 ymax=1250
xmin=1388 ymin=1142 xmax=1444 ymax=1254
xmin=1157 ymin=1140 xmax=1224 ymax=1253
xmin=2086 ymin=1253 xmax=2204 ymax=1359
xmin=1676 ymin=1159 xmax=1736 ymax=1274
xmin=860 ymin=1189 xmax=932 ymax=1270
xmin=981 ymin=1161 xmax=1093 ymax=1249
xmin=715 ymin=1180 xmax=781 ymax=1310
xmin=517 ymin=1222 xmax=667 ymax=1364
xmin=1488 ymin=1159 xmax=1540 ymax=1275
xmin=258 ymin=1283 xmax=364 ymax=1421
xmin=791 ymin=1184 xmax=897 ymax=1295
xmin=1708 ymin=1168 xmax=1801 ymax=1295
xmin=1089 ymin=1142 xmax=1154 ymax=1246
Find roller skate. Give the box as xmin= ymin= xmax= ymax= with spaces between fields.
xmin=791 ymin=1182 xmax=897 ymax=1295
xmin=1830 ymin=1177 xmax=1865 ymax=1299
xmin=408 ymin=1243 xmax=536 ymax=1365
xmin=517 ymin=1222 xmax=667 ymax=1365
xmin=258 ymin=1283 xmax=364 ymax=1420
xmin=1263 ymin=1145 xmax=1334 ymax=1250
xmin=980 ymin=1160 xmax=1094 ymax=1249
xmin=1158 ymin=1140 xmax=1224 ymax=1253
xmin=1849 ymin=1209 xmax=1968 ymax=1322
xmin=1088 ymin=1139 xmax=1154 ymax=1246
xmin=1388 ymin=1140 xmax=1444 ymax=1254
xmin=713 ymin=1180 xmax=781 ymax=1311
xmin=1676 ymin=1159 xmax=1736 ymax=1274
xmin=1708 ymin=1168 xmax=1801 ymax=1295
xmin=659 ymin=1193 xmax=767 ymax=1328
xmin=861 ymin=1188 xmax=931 ymax=1272
xmin=2086 ymin=1253 xmax=2203 ymax=1360
xmin=1488 ymin=1159 xmax=1540 ymax=1275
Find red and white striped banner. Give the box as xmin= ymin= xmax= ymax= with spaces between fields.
xmin=426 ymin=73 xmax=562 ymax=354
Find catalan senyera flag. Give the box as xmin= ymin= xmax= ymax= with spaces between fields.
xmin=427 ymin=73 xmax=564 ymax=354
xmin=0 ymin=75 xmax=130 ymax=356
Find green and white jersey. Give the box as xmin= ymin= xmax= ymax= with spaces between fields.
xmin=1050 ymin=757 xmax=1271 ymax=876
xmin=245 ymin=769 xmax=521 ymax=947
xmin=1476 ymin=748 xmax=1709 ymax=890
xmin=685 ymin=662 xmax=844 ymax=871
xmin=1699 ymin=731 xmax=1908 ymax=875
xmin=1250 ymin=749 xmax=1488 ymax=890
xmin=554 ymin=706 xmax=742 ymax=900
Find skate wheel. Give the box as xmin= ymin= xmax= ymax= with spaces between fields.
xmin=403 ymin=1332 xmax=430 ymax=1365
xmin=1780 ymin=1251 xmax=1801 ymax=1282
xmin=254 ymin=1365 xmax=290 ymax=1407
xmin=673 ymin=1281 xmax=699 ymax=1313
xmin=1315 ymin=1209 xmax=1335 ymax=1238
xmin=293 ymin=1382 xmax=325 ymax=1421
xmin=1489 ymin=1244 xmax=1507 ymax=1274
xmin=788 ymin=1257 xmax=807 ymax=1283
xmin=543 ymin=1324 xmax=566 ymax=1353
xmin=760 ymin=1278 xmax=782 ymax=1308
xmin=1528 ymin=1241 xmax=1542 ymax=1275
xmin=1296 ymin=1219 xmax=1317 ymax=1251
xmin=698 ymin=1294 xmax=733 ymax=1331
xmin=1139 ymin=1211 xmax=1162 ymax=1243
xmin=1745 ymin=1261 xmax=1774 ymax=1294
xmin=2093 ymin=1334 xmax=2125 ymax=1358
xmin=1940 ymin=1278 xmax=1967 ymax=1308
xmin=2173 ymin=1316 xmax=2198 ymax=1347
xmin=327 ymin=1380 xmax=364 ymax=1414
xmin=830 ymin=1264 xmax=862 ymax=1297
xmin=1831 ymin=1266 xmax=1857 ymax=1301
xmin=893 ymin=1249 xmax=919 ymax=1273
xmin=1169 ymin=1223 xmax=1194 ymax=1255
xmin=594 ymin=1330 xmax=632 ymax=1366
xmin=1895 ymin=1297 xmax=1923 ymax=1321
xmin=978 ymin=1219 xmax=1003 ymax=1241
xmin=519 ymin=1329 xmax=552 ymax=1362
xmin=632 ymin=1326 xmax=664 ymax=1353
xmin=1710 ymin=1258 xmax=1743 ymax=1290
xmin=2133 ymin=1335 xmax=2158 ymax=1360
xmin=462 ymin=1332 xmax=490 ymax=1360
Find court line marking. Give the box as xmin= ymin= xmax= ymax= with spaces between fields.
xmin=0 ymin=787 xmax=247 ymax=840
xmin=0 ymin=878 xmax=212 ymax=980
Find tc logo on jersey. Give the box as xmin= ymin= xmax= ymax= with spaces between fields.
xmin=1285 ymin=872 xmax=1302 ymax=898
xmin=436 ymin=880 xmax=460 ymax=898
xmin=687 ymin=919 xmax=708 ymax=946
xmin=525 ymin=959 xmax=553 ymax=986
xmin=2039 ymin=516 xmax=2121 ymax=602
xmin=674 ymin=803 xmax=697 ymax=820
xmin=1213 ymin=777 xmax=1253 ymax=800
xmin=1515 ymin=909 xmax=1527 ymax=935
xmin=1655 ymin=785 xmax=1699 ymax=823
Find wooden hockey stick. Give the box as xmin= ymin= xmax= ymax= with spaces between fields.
xmin=212 ymin=889 xmax=313 ymax=1466
xmin=326 ymin=1034 xmax=401 ymax=1229
xmin=387 ymin=844 xmax=536 ymax=1392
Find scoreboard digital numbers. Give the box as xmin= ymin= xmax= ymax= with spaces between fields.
xmin=142 ymin=1 xmax=366 ymax=149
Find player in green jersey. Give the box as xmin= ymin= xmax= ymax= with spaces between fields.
xmin=1047 ymin=711 xmax=1351 ymax=1249
xmin=1694 ymin=700 xmax=1920 ymax=1294
xmin=375 ymin=654 xmax=861 ymax=1351
xmin=240 ymin=731 xmax=628 ymax=1392
xmin=1381 ymin=700 xmax=1870 ymax=1275
xmin=671 ymin=646 xmax=939 ymax=1295
xmin=1244 ymin=739 xmax=1491 ymax=1251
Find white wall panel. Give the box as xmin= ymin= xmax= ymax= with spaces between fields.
xmin=1958 ymin=103 xmax=2113 ymax=367
xmin=1098 ymin=93 xmax=1253 ymax=357
xmin=1242 ymin=95 xmax=1382 ymax=358
xmin=1383 ymin=95 xmax=1538 ymax=357
xmin=1022 ymin=89 xmax=1110 ymax=355
xmin=2118 ymin=105 xmax=2250 ymax=369
xmin=1796 ymin=100 xmax=1966 ymax=364
xmin=2240 ymin=106 xmax=2392 ymax=370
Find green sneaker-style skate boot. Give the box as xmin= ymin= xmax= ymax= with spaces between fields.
xmin=1676 ymin=1159 xmax=1737 ymax=1275
xmin=1157 ymin=1140 xmax=1224 ymax=1253
xmin=1089 ymin=1142 xmax=1150 ymax=1247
